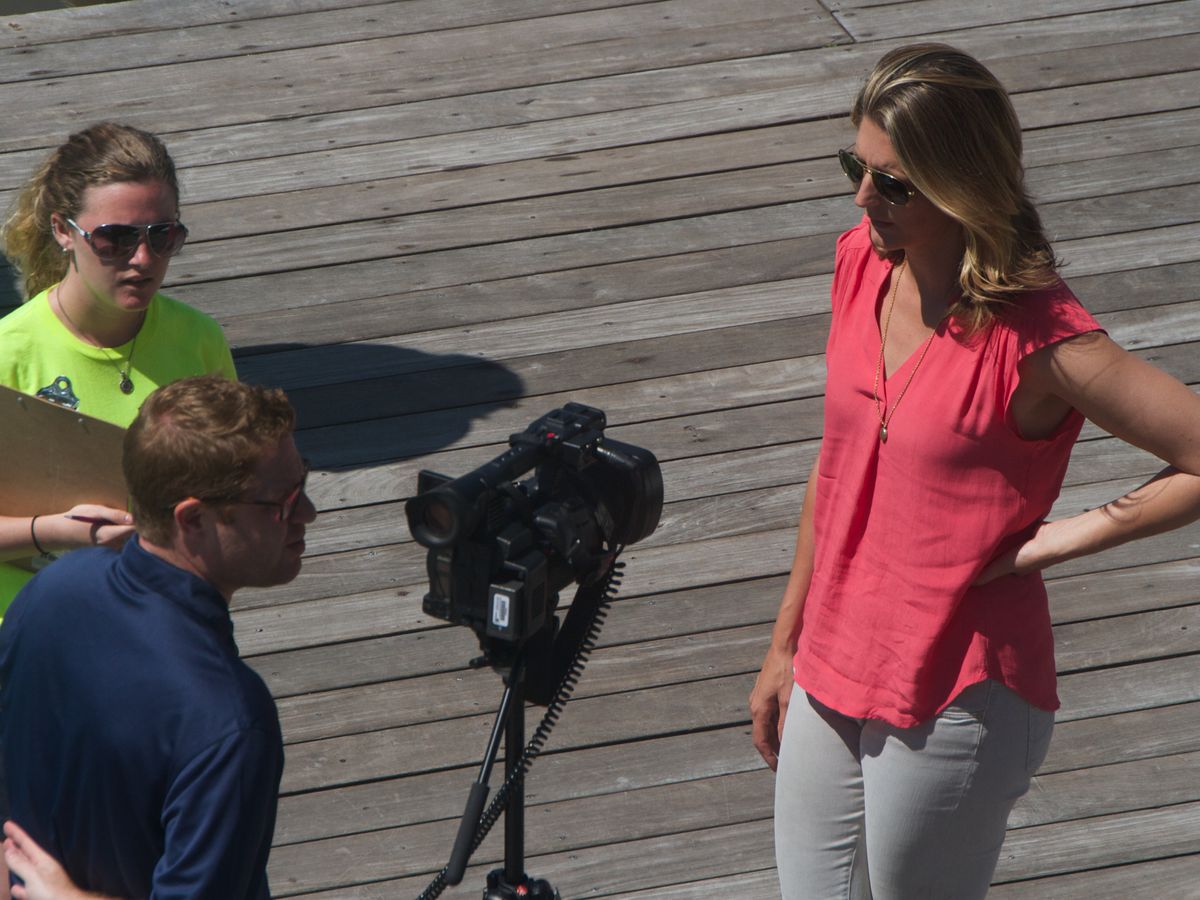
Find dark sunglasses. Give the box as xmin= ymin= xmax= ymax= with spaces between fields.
xmin=837 ymin=149 xmax=917 ymax=206
xmin=66 ymin=217 xmax=189 ymax=262
xmin=180 ymin=462 xmax=311 ymax=524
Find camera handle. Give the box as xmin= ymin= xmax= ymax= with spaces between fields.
xmin=416 ymin=556 xmax=625 ymax=900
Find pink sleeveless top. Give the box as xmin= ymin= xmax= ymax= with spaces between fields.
xmin=794 ymin=221 xmax=1102 ymax=726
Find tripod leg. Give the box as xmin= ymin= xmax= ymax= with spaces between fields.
xmin=504 ymin=662 xmax=526 ymax=886
xmin=445 ymin=657 xmax=522 ymax=886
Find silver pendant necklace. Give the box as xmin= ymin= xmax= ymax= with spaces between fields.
xmin=54 ymin=284 xmax=139 ymax=394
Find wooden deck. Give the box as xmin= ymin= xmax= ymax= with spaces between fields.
xmin=2 ymin=0 xmax=1199 ymax=896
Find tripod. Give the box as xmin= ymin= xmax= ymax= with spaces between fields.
xmin=447 ymin=653 xmax=559 ymax=899
xmin=418 ymin=562 xmax=622 ymax=900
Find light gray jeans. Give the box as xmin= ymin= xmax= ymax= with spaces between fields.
xmin=774 ymin=680 xmax=1054 ymax=900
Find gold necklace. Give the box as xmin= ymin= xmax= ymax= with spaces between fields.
xmin=872 ymin=261 xmax=941 ymax=443
xmin=53 ymin=284 xmax=140 ymax=395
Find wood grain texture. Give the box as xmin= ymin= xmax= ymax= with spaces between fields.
xmin=2 ymin=0 xmax=1197 ymax=895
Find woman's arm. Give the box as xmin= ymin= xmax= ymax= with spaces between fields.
xmin=749 ymin=454 xmax=820 ymax=770
xmin=980 ymin=332 xmax=1200 ymax=582
xmin=0 ymin=508 xmax=134 ymax=564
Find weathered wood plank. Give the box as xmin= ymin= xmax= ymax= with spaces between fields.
xmin=1048 ymin=558 xmax=1200 ymax=625
xmin=271 ymin=747 xmax=1200 ymax=894
xmin=281 ymin=363 xmax=1183 ymax=515
xmin=269 ymin=703 xmax=1200 ymax=885
xmin=994 ymin=801 xmax=1200 ymax=883
xmin=288 ymin=416 xmax=1194 ymax=566
xmin=60 ymin=111 xmax=1178 ymax=262
xmin=241 ymin=321 xmax=832 ymax=429
xmin=242 ymin=522 xmax=1200 ymax=690
xmin=1054 ymin=606 xmax=1200 ymax=672
xmin=604 ymin=869 xmax=781 ymax=899
xmin=836 ymin=0 xmax=1185 ymax=41
xmin=271 ymin=623 xmax=769 ymax=744
xmin=281 ymin=314 xmax=828 ymax=434
xmin=271 ymin=304 xmax=1197 ymax=467
xmin=278 ymin=674 xmax=757 ymax=794
xmin=273 ymin=650 xmax=1200 ymax=796
xmin=252 ymin=579 xmax=1200 ymax=709
xmin=233 ymin=480 xmax=1200 ymax=620
xmin=0 ymin=1 xmax=847 ymax=151
xmin=271 ymin=768 xmax=776 ymax=894
xmin=237 ymin=512 xmax=803 ymax=610
xmin=168 ymin=239 xmax=1198 ymax=358
xmin=231 ymin=259 xmax=1198 ymax=418
xmin=290 ymin=360 xmax=829 ymax=468
xmin=110 ymin=151 xmax=1200 ymax=326
xmin=1012 ymin=751 xmax=1200 ymax=829
xmin=246 ymin=536 xmax=1200 ymax=682
xmin=197 ymin=261 xmax=1197 ymax=414
xmin=1014 ymin=701 xmax=1200 ymax=775
xmin=289 ymin=802 xmax=1200 ymax=898
xmin=4 ymin=106 xmax=1170 ymax=267
xmin=989 ymin=854 xmax=1200 ymax=900
xmin=0 ymin=0 xmax=395 ymax=48
xmin=0 ymin=0 xmax=651 ymax=73
xmin=6 ymin=0 xmax=1192 ymax=189
xmin=266 ymin=595 xmax=1200 ymax=746
xmin=273 ymin=725 xmax=765 ymax=845
xmin=77 ymin=131 xmax=1200 ymax=308
xmin=1057 ymin=656 xmax=1200 ymax=723
xmin=246 ymin=570 xmax=790 ymax=694
xmin=132 ymin=196 xmax=1195 ymax=350
xmin=282 ymin=818 xmax=778 ymax=899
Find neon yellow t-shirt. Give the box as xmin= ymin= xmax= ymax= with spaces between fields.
xmin=0 ymin=287 xmax=237 ymax=612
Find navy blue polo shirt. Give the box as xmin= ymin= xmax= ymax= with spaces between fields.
xmin=0 ymin=538 xmax=283 ymax=899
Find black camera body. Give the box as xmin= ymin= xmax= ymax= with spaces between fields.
xmin=406 ymin=403 xmax=662 ymax=668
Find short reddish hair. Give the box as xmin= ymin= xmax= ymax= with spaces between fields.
xmin=124 ymin=376 xmax=295 ymax=545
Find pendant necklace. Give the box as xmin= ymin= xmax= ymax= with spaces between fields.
xmin=54 ymin=284 xmax=140 ymax=395
xmin=871 ymin=261 xmax=942 ymax=443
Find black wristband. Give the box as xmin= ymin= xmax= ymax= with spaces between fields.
xmin=30 ymin=515 xmax=52 ymax=559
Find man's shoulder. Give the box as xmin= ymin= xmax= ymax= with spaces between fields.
xmin=9 ymin=547 xmax=118 ymax=617
xmin=168 ymin=659 xmax=281 ymax=778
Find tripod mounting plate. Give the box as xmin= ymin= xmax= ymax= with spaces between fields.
xmin=484 ymin=868 xmax=560 ymax=900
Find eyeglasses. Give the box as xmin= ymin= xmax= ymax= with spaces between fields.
xmin=837 ymin=149 xmax=917 ymax=206
xmin=189 ymin=462 xmax=311 ymax=524
xmin=65 ymin=218 xmax=189 ymax=262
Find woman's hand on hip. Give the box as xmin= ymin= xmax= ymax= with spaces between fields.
xmin=975 ymin=517 xmax=1080 ymax=586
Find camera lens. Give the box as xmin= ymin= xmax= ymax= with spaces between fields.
xmin=422 ymin=498 xmax=455 ymax=542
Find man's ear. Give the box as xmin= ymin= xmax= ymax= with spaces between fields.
xmin=172 ymin=498 xmax=208 ymax=538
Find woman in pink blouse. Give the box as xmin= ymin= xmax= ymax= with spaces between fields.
xmin=750 ymin=43 xmax=1200 ymax=899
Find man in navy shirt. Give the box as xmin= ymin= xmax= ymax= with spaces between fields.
xmin=0 ymin=376 xmax=315 ymax=899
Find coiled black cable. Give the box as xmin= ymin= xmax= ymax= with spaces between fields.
xmin=415 ymin=552 xmax=625 ymax=900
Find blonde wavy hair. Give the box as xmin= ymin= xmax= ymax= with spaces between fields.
xmin=1 ymin=122 xmax=179 ymax=300
xmin=853 ymin=43 xmax=1060 ymax=332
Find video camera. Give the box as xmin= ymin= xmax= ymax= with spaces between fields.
xmin=405 ymin=403 xmax=662 ymax=673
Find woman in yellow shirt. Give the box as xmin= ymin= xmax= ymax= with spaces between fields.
xmin=0 ymin=122 xmax=236 ymax=616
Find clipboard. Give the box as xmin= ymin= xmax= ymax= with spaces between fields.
xmin=0 ymin=382 xmax=128 ymax=516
